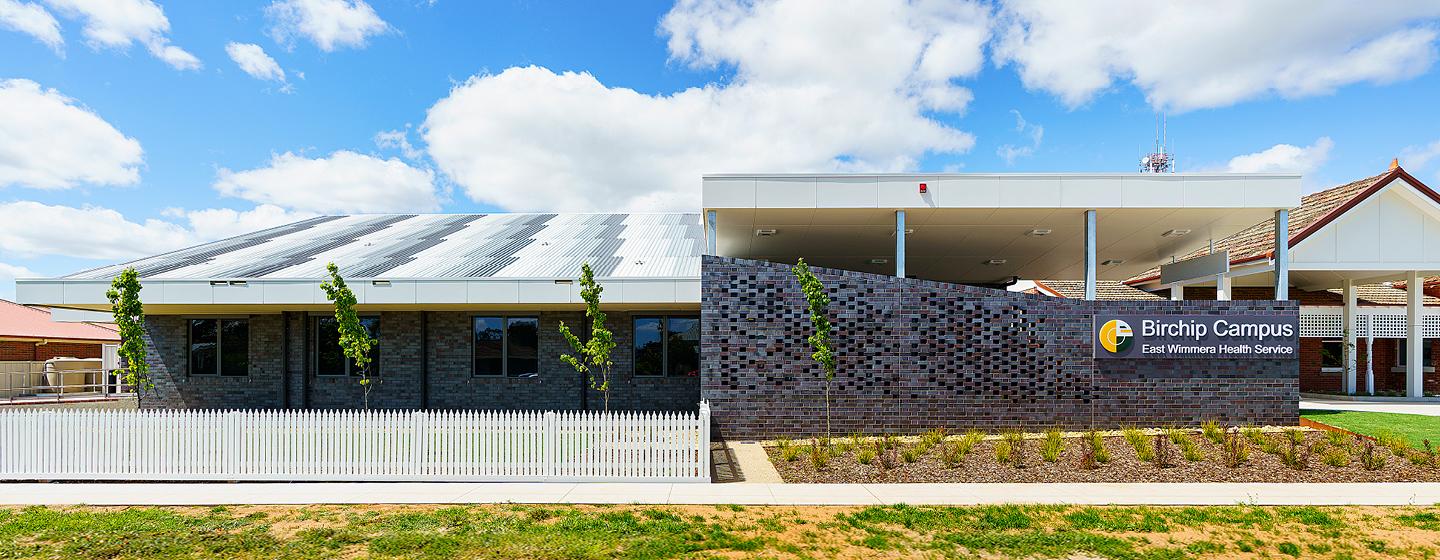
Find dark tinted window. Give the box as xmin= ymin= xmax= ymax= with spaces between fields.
xmin=634 ymin=317 xmax=664 ymax=376
xmin=189 ymin=319 xmax=217 ymax=376
xmin=220 ymin=319 xmax=249 ymax=376
xmin=315 ymin=317 xmax=345 ymax=376
xmin=1320 ymin=340 xmax=1343 ymax=369
xmin=473 ymin=316 xmax=504 ymax=376
xmin=666 ymin=316 xmax=700 ymax=377
xmin=507 ymin=317 xmax=539 ymax=377
xmin=1398 ymin=339 xmax=1433 ymax=367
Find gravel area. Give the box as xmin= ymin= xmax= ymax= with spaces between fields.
xmin=767 ymin=430 xmax=1440 ymax=483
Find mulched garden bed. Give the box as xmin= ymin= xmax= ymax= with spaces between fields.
xmin=767 ymin=428 xmax=1440 ymax=483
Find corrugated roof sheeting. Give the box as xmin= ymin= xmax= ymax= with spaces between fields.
xmin=63 ymin=212 xmax=703 ymax=280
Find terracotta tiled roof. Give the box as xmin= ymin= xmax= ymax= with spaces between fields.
xmin=1333 ymin=284 xmax=1440 ymax=306
xmin=1032 ymin=280 xmax=1164 ymax=300
xmin=1126 ymin=170 xmax=1397 ymax=284
xmin=0 ymin=299 xmax=120 ymax=343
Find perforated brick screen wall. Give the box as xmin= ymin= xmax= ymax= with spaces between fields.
xmin=701 ymin=256 xmax=1299 ymax=438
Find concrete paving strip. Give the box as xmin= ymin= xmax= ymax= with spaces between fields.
xmin=5 ymin=482 xmax=1440 ymax=506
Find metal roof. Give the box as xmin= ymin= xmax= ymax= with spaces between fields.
xmin=65 ymin=213 xmax=703 ymax=281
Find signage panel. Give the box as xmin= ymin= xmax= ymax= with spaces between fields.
xmin=1094 ymin=314 xmax=1298 ymax=359
xmin=1160 ymin=251 xmax=1229 ymax=286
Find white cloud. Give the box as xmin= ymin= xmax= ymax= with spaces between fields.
xmin=0 ymin=201 xmax=192 ymax=260
xmin=1401 ymin=140 xmax=1440 ymax=171
xmin=214 ymin=150 xmax=439 ymax=213
xmin=0 ymin=79 xmax=143 ymax=189
xmin=266 ymin=0 xmax=389 ymax=52
xmin=43 ymin=0 xmax=201 ymax=70
xmin=1223 ymin=137 xmax=1334 ymax=174
xmin=374 ymin=129 xmax=421 ymax=160
xmin=996 ymin=109 xmax=1043 ymax=165
xmin=424 ymin=0 xmax=988 ymax=212
xmin=0 ymin=262 xmax=38 ymax=301
xmin=165 ymin=204 xmax=316 ymax=241
xmin=225 ymin=42 xmax=287 ymax=83
xmin=0 ymin=0 xmax=62 ymax=51
xmin=994 ymin=1 xmax=1440 ymax=111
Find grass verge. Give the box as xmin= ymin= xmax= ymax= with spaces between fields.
xmin=3 ymin=503 xmax=1440 ymax=559
xmin=1302 ymin=409 xmax=1440 ymax=447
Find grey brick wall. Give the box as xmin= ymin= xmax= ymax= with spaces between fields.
xmin=701 ymin=256 xmax=1299 ymax=438
xmin=141 ymin=309 xmax=700 ymax=411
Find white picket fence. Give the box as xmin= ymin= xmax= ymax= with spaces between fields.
xmin=0 ymin=404 xmax=711 ymax=482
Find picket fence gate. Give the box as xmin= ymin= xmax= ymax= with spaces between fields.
xmin=0 ymin=404 xmax=711 ymax=482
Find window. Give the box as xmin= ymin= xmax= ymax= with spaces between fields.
xmin=1397 ymin=339 xmax=1434 ymax=369
xmin=634 ymin=316 xmax=700 ymax=377
xmin=189 ymin=319 xmax=248 ymax=376
xmin=314 ymin=316 xmax=380 ymax=377
xmin=1320 ymin=340 xmax=1343 ymax=371
xmin=473 ymin=316 xmax=539 ymax=377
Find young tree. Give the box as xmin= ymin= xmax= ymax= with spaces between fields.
xmin=106 ymin=267 xmax=151 ymax=405
xmin=559 ymin=263 xmax=616 ymax=411
xmin=320 ymin=263 xmax=379 ymax=409
xmin=792 ymin=258 xmax=837 ymax=437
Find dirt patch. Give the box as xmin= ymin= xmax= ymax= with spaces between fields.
xmin=768 ymin=430 xmax=1440 ymax=483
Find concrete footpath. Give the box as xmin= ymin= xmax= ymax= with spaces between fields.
xmin=4 ymin=482 xmax=1440 ymax=506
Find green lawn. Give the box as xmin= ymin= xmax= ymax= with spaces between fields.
xmin=3 ymin=503 xmax=1440 ymax=559
xmin=1302 ymin=409 xmax=1440 ymax=447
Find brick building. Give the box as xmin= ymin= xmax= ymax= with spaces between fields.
xmin=0 ymin=299 xmax=118 ymax=362
xmin=18 ymin=172 xmax=1319 ymax=437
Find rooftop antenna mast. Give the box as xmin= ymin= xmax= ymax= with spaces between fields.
xmin=1140 ymin=113 xmax=1174 ymax=173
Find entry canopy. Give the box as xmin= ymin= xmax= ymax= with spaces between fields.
xmin=704 ymin=173 xmax=1301 ymax=285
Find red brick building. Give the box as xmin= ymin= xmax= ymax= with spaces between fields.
xmin=0 ymin=299 xmax=119 ymax=362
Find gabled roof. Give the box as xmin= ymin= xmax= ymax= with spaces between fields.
xmin=0 ymin=299 xmax=120 ymax=343
xmin=1126 ymin=166 xmax=1440 ymax=285
xmin=1031 ymin=280 xmax=1164 ymax=300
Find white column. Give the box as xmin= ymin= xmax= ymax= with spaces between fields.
xmin=1342 ymin=279 xmax=1357 ymax=394
xmin=1407 ymin=269 xmax=1425 ymax=397
xmin=1274 ymin=209 xmax=1290 ymax=300
xmin=1170 ymin=285 xmax=1184 ymax=301
xmin=1216 ymin=275 xmax=1232 ymax=301
xmin=1084 ymin=210 xmax=1097 ymax=300
xmin=705 ymin=210 xmax=717 ymax=256
xmin=895 ymin=210 xmax=906 ymax=278
xmin=1366 ymin=318 xmax=1375 ymax=395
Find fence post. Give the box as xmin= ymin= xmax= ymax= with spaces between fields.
xmin=698 ymin=401 xmax=711 ymax=482
xmin=411 ymin=411 xmax=426 ymax=477
xmin=543 ymin=410 xmax=557 ymax=480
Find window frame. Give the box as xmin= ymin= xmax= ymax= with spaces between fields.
xmin=471 ymin=315 xmax=541 ymax=378
xmin=186 ymin=317 xmax=250 ymax=377
xmin=1394 ymin=338 xmax=1436 ymax=373
xmin=312 ymin=315 xmax=381 ymax=377
xmin=632 ymin=315 xmax=700 ymax=378
xmin=1319 ymin=339 xmax=1343 ymax=373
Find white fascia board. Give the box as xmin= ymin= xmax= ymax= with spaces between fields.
xmin=705 ymin=173 xmax=1300 ymax=210
xmin=16 ymin=277 xmax=702 ymax=306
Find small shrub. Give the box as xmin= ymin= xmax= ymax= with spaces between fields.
xmin=881 ymin=435 xmax=901 ymax=450
xmin=1079 ymin=440 xmax=1099 ymax=470
xmin=940 ymin=440 xmax=966 ymax=468
xmin=901 ymin=446 xmax=921 ymax=463
xmin=994 ymin=440 xmax=1013 ymax=465
xmin=1041 ymin=428 xmax=1064 ymax=463
xmin=1166 ymin=429 xmax=1203 ymax=462
xmin=1284 ymin=428 xmax=1306 ymax=447
xmin=1358 ymin=436 xmax=1385 ymax=470
xmin=808 ymin=438 xmax=830 ymax=470
xmin=1085 ymin=430 xmax=1110 ymax=464
xmin=920 ymin=428 xmax=947 ymax=448
xmin=1279 ymin=436 xmax=1308 ymax=470
xmin=1425 ymin=440 xmax=1439 ymax=468
xmin=1321 ymin=447 xmax=1350 ymax=467
xmin=1003 ymin=431 xmax=1027 ymax=468
xmin=1222 ymin=427 xmax=1249 ymax=468
xmin=877 ymin=441 xmax=898 ymax=470
xmin=848 ymin=432 xmax=866 ymax=450
xmin=1153 ymin=434 xmax=1176 ymax=468
xmin=1324 ymin=429 xmax=1350 ymax=449
xmin=958 ymin=430 xmax=985 ymax=454
xmin=779 ymin=437 xmax=802 ymax=462
xmin=1124 ymin=427 xmax=1154 ymax=462
xmin=1201 ymin=420 xmax=1224 ymax=444
xmin=1377 ymin=430 xmax=1411 ymax=456
xmin=857 ymin=447 xmax=876 ymax=465
xmin=1242 ymin=427 xmax=1266 ymax=446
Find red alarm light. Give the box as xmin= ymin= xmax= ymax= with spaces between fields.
xmin=919 ymin=182 xmax=928 ymax=193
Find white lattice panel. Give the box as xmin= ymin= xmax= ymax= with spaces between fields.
xmin=1299 ymin=313 xmax=1343 ymax=337
xmin=1371 ymin=314 xmax=1408 ymax=338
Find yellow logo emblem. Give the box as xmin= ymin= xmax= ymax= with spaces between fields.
xmin=1099 ymin=319 xmax=1133 ymax=353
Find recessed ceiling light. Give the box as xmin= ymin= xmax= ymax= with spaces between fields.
xmin=868 ymin=258 xmax=889 ymax=265
xmin=1027 ymin=229 xmax=1052 ymax=236
xmin=1161 ymin=229 xmax=1192 ymax=238
xmin=754 ymin=228 xmax=777 ymax=236
xmin=1102 ymin=259 xmax=1126 ymax=266
xmin=985 ymin=259 xmax=1008 ymax=266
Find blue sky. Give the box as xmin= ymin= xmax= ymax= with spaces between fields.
xmin=2 ymin=0 xmax=1440 ymax=298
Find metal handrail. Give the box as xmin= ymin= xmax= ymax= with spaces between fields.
xmin=0 ymin=366 xmax=133 ymax=402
